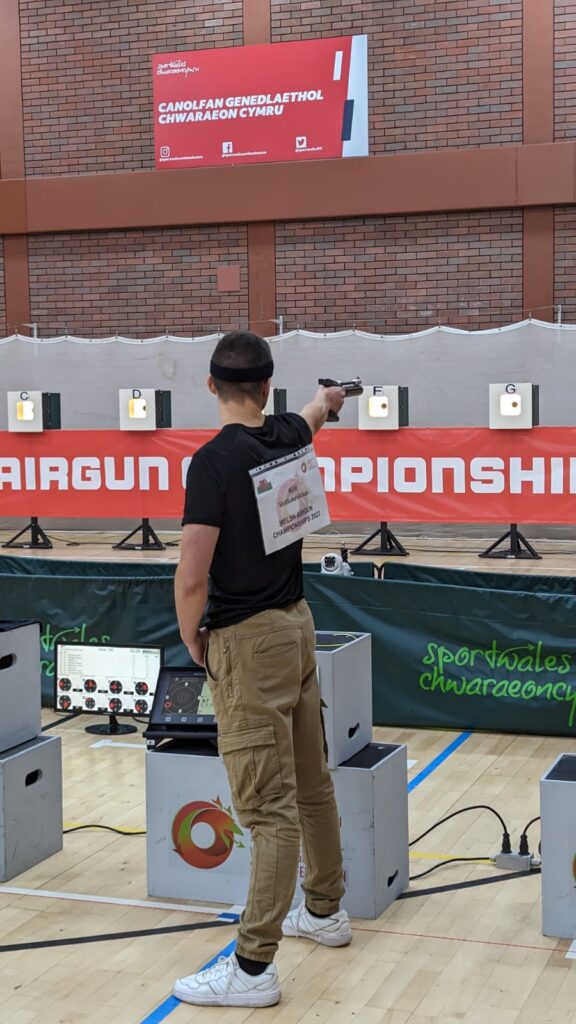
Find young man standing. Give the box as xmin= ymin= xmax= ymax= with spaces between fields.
xmin=173 ymin=331 xmax=352 ymax=1008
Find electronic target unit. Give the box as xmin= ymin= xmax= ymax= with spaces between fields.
xmin=55 ymin=642 xmax=163 ymax=735
xmin=144 ymin=667 xmax=218 ymax=747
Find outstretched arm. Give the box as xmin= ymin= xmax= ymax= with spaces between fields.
xmin=300 ymin=385 xmax=346 ymax=435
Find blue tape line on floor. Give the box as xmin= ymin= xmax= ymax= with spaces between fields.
xmin=139 ymin=730 xmax=471 ymax=1023
xmin=138 ymin=995 xmax=180 ymax=1024
xmin=408 ymin=730 xmax=472 ymax=793
xmin=138 ymin=914 xmax=239 ymax=1024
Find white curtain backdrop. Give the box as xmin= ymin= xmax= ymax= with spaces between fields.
xmin=0 ymin=319 xmax=575 ymax=430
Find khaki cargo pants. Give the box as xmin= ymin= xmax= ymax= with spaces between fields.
xmin=205 ymin=598 xmax=345 ymax=963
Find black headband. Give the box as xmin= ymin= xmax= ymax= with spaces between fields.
xmin=210 ymin=359 xmax=274 ymax=383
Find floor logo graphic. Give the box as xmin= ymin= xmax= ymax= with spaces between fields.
xmin=172 ymin=797 xmax=244 ymax=869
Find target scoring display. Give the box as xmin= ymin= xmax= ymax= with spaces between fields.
xmin=162 ymin=674 xmax=215 ymax=723
xmin=55 ymin=643 xmax=162 ymax=717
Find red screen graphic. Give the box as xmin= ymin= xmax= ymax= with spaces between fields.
xmin=152 ymin=37 xmax=367 ymax=169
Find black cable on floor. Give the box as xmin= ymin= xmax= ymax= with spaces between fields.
xmin=63 ymin=824 xmax=146 ymax=836
xmin=409 ymin=805 xmax=509 ymax=847
xmin=45 ymin=534 xmax=120 ymax=546
xmin=409 ymin=856 xmax=492 ymax=881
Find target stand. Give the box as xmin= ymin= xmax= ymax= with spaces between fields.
xmin=2 ymin=517 xmax=52 ymax=550
xmin=113 ymin=518 xmax=166 ymax=551
xmin=479 ymin=523 xmax=541 ymax=560
xmin=352 ymin=522 xmax=409 ymax=557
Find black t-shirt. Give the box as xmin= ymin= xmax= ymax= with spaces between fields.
xmin=182 ymin=412 xmax=313 ymax=629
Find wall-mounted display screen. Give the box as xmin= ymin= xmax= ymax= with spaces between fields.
xmin=153 ymin=36 xmax=368 ymax=170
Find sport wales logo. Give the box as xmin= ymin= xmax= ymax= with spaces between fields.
xmin=172 ymin=797 xmax=244 ymax=869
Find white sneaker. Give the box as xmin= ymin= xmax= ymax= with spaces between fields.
xmin=173 ymin=953 xmax=280 ymax=1007
xmin=282 ymin=901 xmax=352 ymax=947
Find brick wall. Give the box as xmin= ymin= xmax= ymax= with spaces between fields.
xmin=555 ymin=3 xmax=576 ymax=140
xmin=0 ymin=240 xmax=6 ymax=337
xmin=18 ymin=0 xmax=525 ymax=175
xmin=276 ymin=212 xmax=523 ymax=332
xmin=20 ymin=0 xmax=243 ymax=177
xmin=27 ymin=226 xmax=248 ymax=336
xmin=554 ymin=208 xmax=576 ymax=319
xmin=271 ymin=1 xmax=523 ymax=154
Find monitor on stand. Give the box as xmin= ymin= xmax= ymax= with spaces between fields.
xmin=55 ymin=643 xmax=163 ymax=735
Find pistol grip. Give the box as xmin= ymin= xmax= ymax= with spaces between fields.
xmin=327 ymin=410 xmax=339 ymax=422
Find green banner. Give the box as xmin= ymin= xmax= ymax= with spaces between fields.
xmin=383 ymin=561 xmax=576 ymax=595
xmin=304 ymin=573 xmax=576 ymax=736
xmin=0 ymin=555 xmax=175 ymax=578
xmin=0 ymin=556 xmax=370 ymax=705
xmin=4 ymin=555 xmax=576 ymax=736
xmin=0 ymin=559 xmax=189 ymax=704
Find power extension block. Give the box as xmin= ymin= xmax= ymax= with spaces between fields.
xmin=492 ymin=852 xmax=535 ymax=871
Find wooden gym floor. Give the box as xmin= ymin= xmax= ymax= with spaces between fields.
xmin=1 ymin=530 xmax=576 ymax=1023
xmin=1 ymin=524 xmax=576 ymax=574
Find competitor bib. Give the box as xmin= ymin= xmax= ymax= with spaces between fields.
xmin=249 ymin=444 xmax=331 ymax=554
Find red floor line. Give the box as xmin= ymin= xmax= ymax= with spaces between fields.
xmin=353 ymin=925 xmax=565 ymax=954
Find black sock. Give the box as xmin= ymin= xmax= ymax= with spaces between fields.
xmin=307 ymin=906 xmax=334 ymax=919
xmin=236 ymin=953 xmax=269 ymax=976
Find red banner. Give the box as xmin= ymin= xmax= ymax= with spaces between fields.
xmin=152 ymin=36 xmax=368 ymax=169
xmin=1 ymin=428 xmax=576 ymax=522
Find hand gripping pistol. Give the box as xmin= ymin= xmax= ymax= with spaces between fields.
xmin=318 ymin=377 xmax=363 ymax=421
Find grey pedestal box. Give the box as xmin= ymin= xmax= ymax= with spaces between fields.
xmin=0 ymin=734 xmax=63 ymax=881
xmin=315 ymin=631 xmax=372 ymax=768
xmin=0 ymin=621 xmax=42 ymax=755
xmin=541 ymin=752 xmax=576 ymax=939
xmin=333 ymin=742 xmax=409 ymax=919
xmin=146 ymin=740 xmax=408 ymax=919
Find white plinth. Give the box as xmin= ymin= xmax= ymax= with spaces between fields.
xmin=146 ymin=742 xmax=251 ymax=905
xmin=315 ymin=631 xmax=372 ymax=768
xmin=541 ymin=753 xmax=576 ymax=938
xmin=146 ymin=740 xmax=408 ymax=919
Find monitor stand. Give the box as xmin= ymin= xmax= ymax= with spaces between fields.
xmin=85 ymin=714 xmax=138 ymax=736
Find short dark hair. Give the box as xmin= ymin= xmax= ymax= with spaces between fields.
xmin=210 ymin=331 xmax=272 ymax=403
